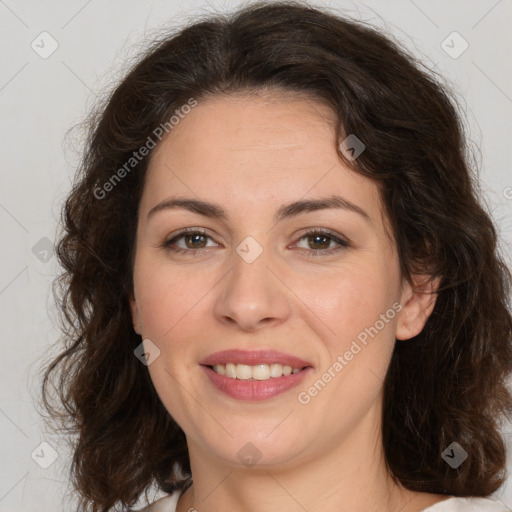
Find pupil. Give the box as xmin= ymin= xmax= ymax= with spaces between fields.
xmin=309 ymin=234 xmax=329 ymax=249
xmin=186 ymin=234 xmax=206 ymax=248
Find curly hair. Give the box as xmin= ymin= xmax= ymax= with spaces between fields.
xmin=41 ymin=1 xmax=512 ymax=510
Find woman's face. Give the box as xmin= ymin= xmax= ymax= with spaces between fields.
xmin=130 ymin=92 xmax=434 ymax=469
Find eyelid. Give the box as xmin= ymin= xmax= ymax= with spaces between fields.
xmin=293 ymin=227 xmax=349 ymax=244
xmin=167 ymin=226 xmax=213 ymax=239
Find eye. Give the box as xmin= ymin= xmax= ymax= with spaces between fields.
xmin=294 ymin=229 xmax=349 ymax=256
xmin=162 ymin=228 xmax=219 ymax=254
xmin=161 ymin=228 xmax=349 ymax=257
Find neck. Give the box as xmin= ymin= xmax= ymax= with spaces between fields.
xmin=176 ymin=403 xmax=448 ymax=512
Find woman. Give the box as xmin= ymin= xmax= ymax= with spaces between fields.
xmin=42 ymin=2 xmax=512 ymax=511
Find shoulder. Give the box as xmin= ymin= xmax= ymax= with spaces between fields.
xmin=422 ymin=496 xmax=511 ymax=511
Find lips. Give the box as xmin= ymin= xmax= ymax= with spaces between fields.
xmin=200 ymin=349 xmax=313 ymax=368
xmin=199 ymin=349 xmax=313 ymax=401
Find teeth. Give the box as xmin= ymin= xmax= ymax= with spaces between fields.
xmin=270 ymin=363 xmax=283 ymax=378
xmin=212 ymin=363 xmax=302 ymax=380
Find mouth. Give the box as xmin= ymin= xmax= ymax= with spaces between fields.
xmin=199 ymin=350 xmax=313 ymax=401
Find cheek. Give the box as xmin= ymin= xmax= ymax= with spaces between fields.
xmin=291 ymin=258 xmax=398 ymax=344
xmin=300 ymin=260 xmax=400 ymax=408
xmin=134 ymin=255 xmax=216 ymax=341
xmin=133 ymin=256 xmax=212 ymax=425
xmin=295 ymin=273 xmax=399 ymax=429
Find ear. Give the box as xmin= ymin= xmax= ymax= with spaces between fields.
xmin=129 ymin=292 xmax=142 ymax=335
xmin=396 ymin=274 xmax=440 ymax=341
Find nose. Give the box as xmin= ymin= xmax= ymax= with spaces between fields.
xmin=213 ymin=242 xmax=291 ymax=332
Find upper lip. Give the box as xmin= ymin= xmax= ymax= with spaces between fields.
xmin=200 ymin=350 xmax=313 ymax=368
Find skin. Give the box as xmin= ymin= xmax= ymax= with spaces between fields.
xmin=130 ymin=91 xmax=451 ymax=512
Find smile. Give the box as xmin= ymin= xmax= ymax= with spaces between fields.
xmin=200 ymin=349 xmax=313 ymax=401
xmin=210 ymin=363 xmax=303 ymax=380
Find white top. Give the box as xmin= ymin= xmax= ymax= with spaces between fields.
xmin=421 ymin=497 xmax=510 ymax=511
xmin=147 ymin=493 xmax=511 ymax=511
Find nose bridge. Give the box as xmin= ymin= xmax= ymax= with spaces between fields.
xmin=213 ymin=235 xmax=290 ymax=330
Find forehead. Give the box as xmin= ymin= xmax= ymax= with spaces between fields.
xmin=150 ymin=92 xmax=338 ymax=166
xmin=142 ymin=92 xmax=386 ymax=230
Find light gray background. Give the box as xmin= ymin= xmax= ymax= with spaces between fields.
xmin=1 ymin=0 xmax=511 ymax=510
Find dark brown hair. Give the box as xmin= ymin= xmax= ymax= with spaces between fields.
xmin=41 ymin=1 xmax=512 ymax=510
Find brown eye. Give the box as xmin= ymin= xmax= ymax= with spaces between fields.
xmin=306 ymin=233 xmax=332 ymax=250
xmin=163 ymin=229 xmax=218 ymax=254
xmin=295 ymin=229 xmax=349 ymax=256
xmin=182 ymin=233 xmax=208 ymax=249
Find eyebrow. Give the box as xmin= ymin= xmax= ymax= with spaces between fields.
xmin=147 ymin=194 xmax=371 ymax=224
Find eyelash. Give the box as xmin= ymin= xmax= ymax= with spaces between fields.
xmin=162 ymin=228 xmax=349 ymax=257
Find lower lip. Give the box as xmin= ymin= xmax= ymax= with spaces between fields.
xmin=201 ymin=365 xmax=312 ymax=401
